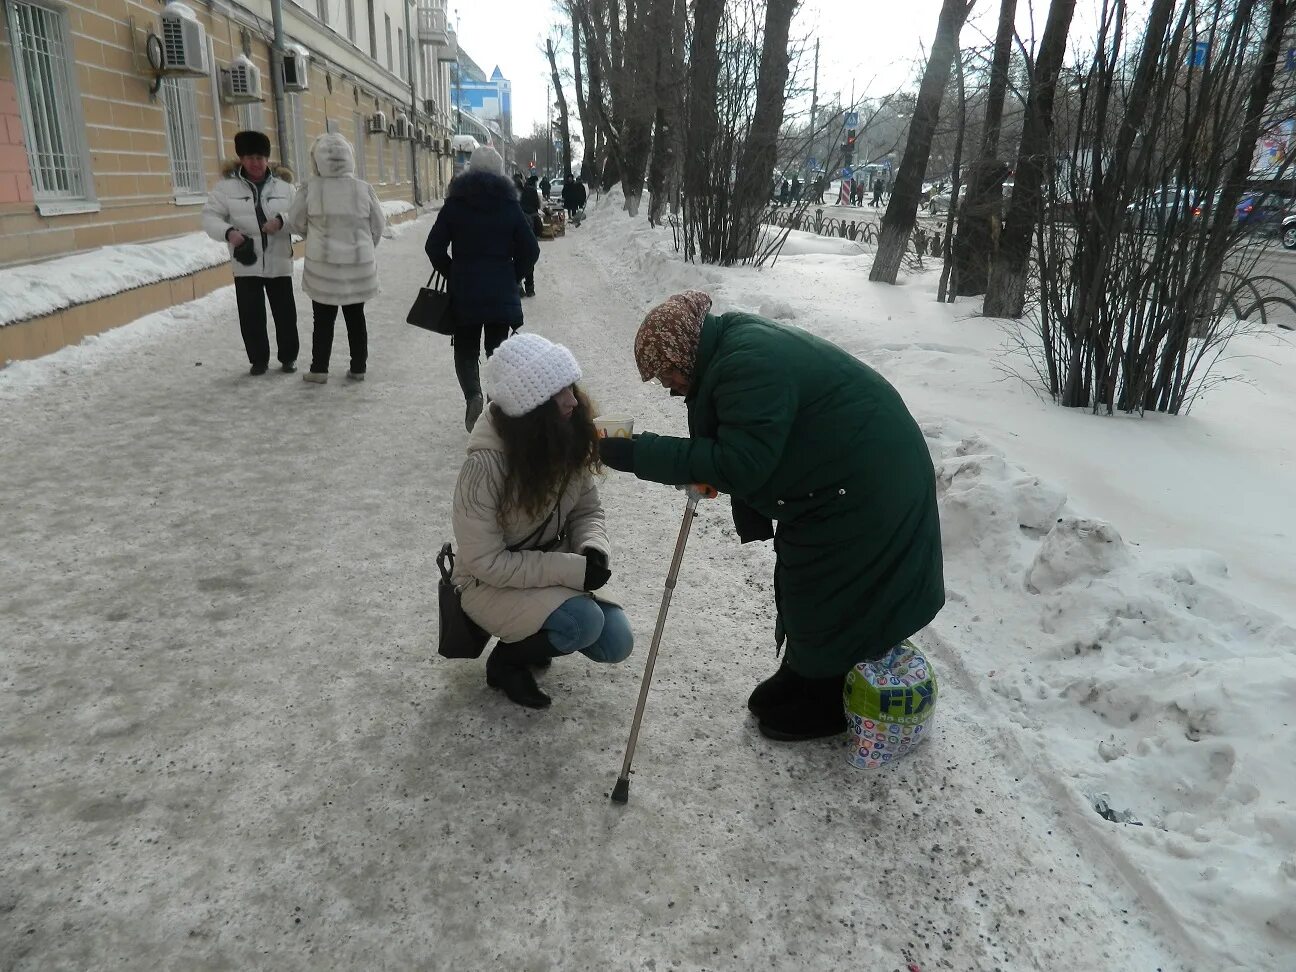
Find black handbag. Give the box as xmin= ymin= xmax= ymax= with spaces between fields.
xmin=436 ymin=542 xmax=490 ymax=659
xmin=407 ymin=271 xmax=455 ymax=335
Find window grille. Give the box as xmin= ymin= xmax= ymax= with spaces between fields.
xmin=161 ymin=77 xmax=204 ymax=195
xmin=345 ymin=0 xmax=355 ymax=42
xmin=397 ymin=27 xmax=404 ymax=79
xmin=384 ymin=14 xmax=392 ymax=70
xmin=7 ymin=0 xmax=89 ymax=200
xmin=285 ymin=93 xmax=307 ymax=176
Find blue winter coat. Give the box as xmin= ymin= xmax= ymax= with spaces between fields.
xmin=425 ymin=169 xmax=540 ymax=329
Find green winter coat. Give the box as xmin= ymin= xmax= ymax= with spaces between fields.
xmin=632 ymin=312 xmax=944 ymax=677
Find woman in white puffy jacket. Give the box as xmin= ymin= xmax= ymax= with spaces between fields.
xmin=286 ymin=133 xmax=386 ymax=383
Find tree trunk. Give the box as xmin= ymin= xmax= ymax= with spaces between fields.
xmin=952 ymin=0 xmax=1016 ymax=296
xmin=569 ymin=4 xmax=597 ymax=179
xmin=681 ymin=0 xmax=723 ymax=260
xmin=938 ymin=54 xmax=968 ymax=302
xmin=983 ymin=0 xmax=1076 ymax=318
xmin=646 ymin=0 xmax=684 ymax=224
xmin=621 ymin=0 xmax=666 ymax=215
xmin=870 ymin=0 xmax=975 ymax=284
xmin=723 ymin=0 xmax=798 ymax=262
xmin=545 ymin=39 xmax=574 ymax=180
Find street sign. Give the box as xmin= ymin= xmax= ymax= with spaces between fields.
xmin=808 ymin=157 xmax=818 ymax=171
xmin=845 ymin=111 xmax=859 ymax=129
xmin=841 ymin=166 xmax=852 ymax=179
xmin=1190 ymin=40 xmax=1209 ymax=68
xmin=1287 ymin=47 xmax=1296 ymax=73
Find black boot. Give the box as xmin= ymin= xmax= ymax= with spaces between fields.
xmin=486 ymin=632 xmax=553 ymax=709
xmin=747 ymin=658 xmax=800 ymax=720
xmin=756 ymin=668 xmax=848 ymax=741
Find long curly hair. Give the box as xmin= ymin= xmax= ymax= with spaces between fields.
xmin=492 ymin=385 xmax=601 ymax=521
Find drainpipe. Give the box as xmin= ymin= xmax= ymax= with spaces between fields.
xmin=268 ymin=0 xmax=289 ymax=169
xmin=404 ymin=0 xmax=421 ymax=206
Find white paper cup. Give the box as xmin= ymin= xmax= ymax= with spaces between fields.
xmin=593 ymin=414 xmax=634 ymax=439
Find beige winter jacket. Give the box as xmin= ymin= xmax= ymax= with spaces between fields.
xmin=451 ymin=412 xmax=618 ymax=642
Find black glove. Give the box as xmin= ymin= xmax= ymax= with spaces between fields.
xmin=232 ymin=236 xmax=257 ymax=266
xmin=598 ymin=436 xmax=635 ymax=473
xmin=583 ymin=549 xmax=611 ymax=591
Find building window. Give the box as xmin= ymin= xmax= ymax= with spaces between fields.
xmin=5 ymin=0 xmax=92 ymax=206
xmin=345 ymin=0 xmax=355 ymax=42
xmin=397 ymin=27 xmax=404 ymax=79
xmin=316 ymin=0 xmax=328 ymax=26
xmin=237 ymin=101 xmax=264 ymax=134
xmin=384 ymin=14 xmax=392 ymax=70
xmin=366 ymin=0 xmax=376 ymax=58
xmin=376 ymin=131 xmax=386 ymax=183
xmin=160 ymin=77 xmax=204 ymax=196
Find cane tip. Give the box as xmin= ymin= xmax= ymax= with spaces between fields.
xmin=610 ymin=777 xmax=630 ymax=804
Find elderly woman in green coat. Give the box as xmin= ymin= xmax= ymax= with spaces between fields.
xmin=598 ymin=291 xmax=944 ymax=741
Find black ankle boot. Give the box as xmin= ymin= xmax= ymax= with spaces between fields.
xmin=747 ymin=659 xmax=799 ymax=720
xmin=486 ymin=633 xmax=553 ymax=709
xmin=756 ymin=669 xmax=848 ymax=741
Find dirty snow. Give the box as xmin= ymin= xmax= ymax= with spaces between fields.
xmin=1 ymin=189 xmax=1293 ymax=971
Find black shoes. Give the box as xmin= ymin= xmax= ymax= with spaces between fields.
xmin=280 ymin=362 xmax=297 ymax=373
xmin=249 ymin=363 xmax=268 ymax=375
xmin=749 ymin=661 xmax=848 ymax=741
xmin=486 ymin=632 xmax=557 ymax=709
xmin=524 ymin=286 xmax=536 ymax=297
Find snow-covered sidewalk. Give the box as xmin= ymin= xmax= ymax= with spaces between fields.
xmin=0 ymin=200 xmax=1288 ymax=970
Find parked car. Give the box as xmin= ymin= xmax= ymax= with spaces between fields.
xmin=1235 ymin=192 xmax=1290 ymax=234
xmin=1281 ymin=212 xmax=1296 ymax=249
xmin=548 ymin=179 xmax=565 ymax=203
xmin=1124 ymin=186 xmax=1218 ymax=232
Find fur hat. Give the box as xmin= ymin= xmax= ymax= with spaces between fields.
xmin=484 ymin=333 xmax=582 ymax=417
xmin=234 ymin=130 xmax=271 ymax=158
xmin=470 ymin=145 xmax=504 ymax=176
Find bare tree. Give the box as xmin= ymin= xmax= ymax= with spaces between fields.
xmin=568 ymin=2 xmax=598 ymax=179
xmin=680 ymin=0 xmax=724 ymax=260
xmin=870 ymin=0 xmax=976 ymax=284
xmin=546 ymin=37 xmax=574 ymax=179
xmin=983 ymin=0 xmax=1077 ymax=317
xmin=951 ymin=0 xmax=1016 ymax=296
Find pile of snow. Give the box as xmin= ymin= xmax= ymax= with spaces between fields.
xmin=380 ymin=199 xmax=416 ymax=219
xmin=577 ymin=190 xmax=1296 ymax=969
xmin=0 ymin=232 xmax=230 ymax=327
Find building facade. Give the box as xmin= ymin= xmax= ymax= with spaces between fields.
xmin=450 ymin=50 xmax=508 ymax=134
xmin=0 ymin=0 xmax=462 ymax=359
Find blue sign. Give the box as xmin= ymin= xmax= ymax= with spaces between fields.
xmin=845 ymin=111 xmax=859 ymax=129
xmin=1287 ymin=48 xmax=1296 ymax=73
xmin=808 ymin=157 xmax=818 ymax=171
xmin=1191 ymin=40 xmax=1209 ymax=67
xmin=841 ymin=166 xmax=852 ymax=179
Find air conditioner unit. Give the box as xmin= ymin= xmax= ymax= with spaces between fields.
xmin=158 ymin=2 xmax=208 ymax=76
xmin=388 ymin=112 xmax=411 ymax=140
xmin=415 ymin=125 xmax=427 ymax=144
xmin=422 ymin=98 xmax=436 ymax=115
xmin=219 ymin=55 xmax=263 ymax=104
xmin=442 ymin=137 xmax=451 ymax=155
xmin=423 ymin=132 xmax=434 ymax=149
xmin=367 ymin=111 xmax=387 ymax=134
xmin=281 ymin=45 xmax=309 ymax=93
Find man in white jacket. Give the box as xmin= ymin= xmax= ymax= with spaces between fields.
xmin=201 ymin=130 xmax=298 ymax=375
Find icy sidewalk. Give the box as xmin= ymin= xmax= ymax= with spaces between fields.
xmin=2 ymin=215 xmax=1180 ymax=970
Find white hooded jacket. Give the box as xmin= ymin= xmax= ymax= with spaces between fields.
xmin=201 ymin=163 xmax=296 ymax=278
xmin=286 ymin=133 xmax=386 ymax=305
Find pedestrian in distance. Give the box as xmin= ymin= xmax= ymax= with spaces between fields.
xmin=779 ymin=179 xmax=791 ymax=205
xmin=425 ymin=146 xmax=541 ymax=432
xmin=539 ymin=174 xmax=552 ymax=202
xmin=519 ymin=175 xmax=544 ymax=297
xmin=561 ymin=173 xmax=588 ymax=226
xmin=791 ymin=177 xmax=802 ymax=203
xmin=451 ymin=333 xmax=633 ymax=709
xmin=597 ymin=291 xmax=945 ymax=742
xmin=202 ymin=130 xmax=298 ymax=375
xmin=285 ymin=133 xmax=386 ymax=385
xmin=512 ymin=171 xmax=525 ymax=194
xmin=872 ymin=178 xmax=884 ymax=207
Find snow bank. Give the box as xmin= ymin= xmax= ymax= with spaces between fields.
xmin=577 ymin=192 xmax=1296 ymax=970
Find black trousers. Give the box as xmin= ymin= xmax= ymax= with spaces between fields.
xmin=309 ymin=301 xmax=367 ymax=374
xmin=453 ymin=322 xmax=511 ymax=401
xmin=234 ymin=276 xmax=298 ymax=367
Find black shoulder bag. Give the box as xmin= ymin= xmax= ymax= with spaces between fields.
xmin=436 ymin=474 xmax=571 ymax=659
xmin=407 ymin=271 xmax=455 ymax=335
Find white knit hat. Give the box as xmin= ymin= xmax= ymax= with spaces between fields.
xmin=470 ymin=145 xmax=504 ymax=176
xmin=484 ymin=333 xmax=582 ymax=417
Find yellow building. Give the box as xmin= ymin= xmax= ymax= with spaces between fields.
xmin=0 ymin=0 xmax=459 ymax=363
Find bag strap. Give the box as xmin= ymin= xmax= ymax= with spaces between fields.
xmin=504 ymin=470 xmax=573 ymax=553
xmin=437 ymin=541 xmax=454 ymax=583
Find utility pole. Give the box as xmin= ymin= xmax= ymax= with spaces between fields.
xmin=403 ymin=0 xmax=420 ymax=206
xmin=809 ymin=38 xmax=819 ymax=174
xmin=268 ymin=0 xmax=289 ymax=168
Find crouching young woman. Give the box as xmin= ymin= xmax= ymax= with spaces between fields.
xmin=450 ymin=333 xmax=634 ymax=708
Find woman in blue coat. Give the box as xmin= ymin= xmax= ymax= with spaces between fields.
xmin=426 ymin=146 xmax=541 ymax=431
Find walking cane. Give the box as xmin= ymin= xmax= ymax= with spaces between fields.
xmin=611 ymin=483 xmax=717 ymax=805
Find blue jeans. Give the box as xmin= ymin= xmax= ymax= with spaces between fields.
xmin=543 ymin=596 xmax=633 ymax=663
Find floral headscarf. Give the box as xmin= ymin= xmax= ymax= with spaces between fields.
xmin=633 ymin=291 xmax=714 ymax=382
